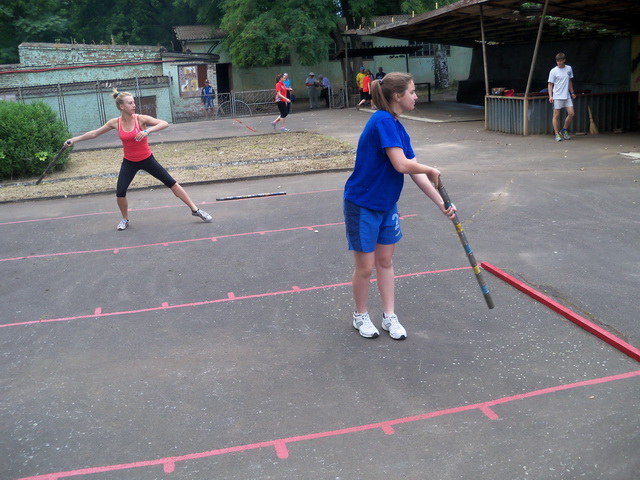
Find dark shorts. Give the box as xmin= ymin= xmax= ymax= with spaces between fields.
xmin=276 ymin=101 xmax=289 ymax=118
xmin=343 ymin=199 xmax=402 ymax=253
xmin=116 ymin=155 xmax=176 ymax=197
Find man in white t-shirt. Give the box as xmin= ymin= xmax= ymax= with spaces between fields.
xmin=548 ymin=52 xmax=576 ymax=142
xmin=305 ymin=72 xmax=320 ymax=109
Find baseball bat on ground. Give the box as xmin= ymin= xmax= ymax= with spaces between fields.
xmin=216 ymin=191 xmax=286 ymax=201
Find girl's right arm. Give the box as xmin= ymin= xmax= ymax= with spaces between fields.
xmin=66 ymin=118 xmax=117 ymax=145
xmin=386 ymin=147 xmax=435 ymax=175
xmin=386 ymin=147 xmax=455 ymax=219
xmin=411 ymin=172 xmax=456 ymax=219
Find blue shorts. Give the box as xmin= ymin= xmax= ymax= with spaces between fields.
xmin=344 ymin=199 xmax=402 ymax=253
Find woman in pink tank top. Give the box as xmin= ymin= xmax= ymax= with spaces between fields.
xmin=65 ymin=89 xmax=211 ymax=230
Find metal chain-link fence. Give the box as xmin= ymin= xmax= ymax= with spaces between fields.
xmin=0 ymin=77 xmax=171 ymax=132
xmin=0 ymin=79 xmax=350 ymax=131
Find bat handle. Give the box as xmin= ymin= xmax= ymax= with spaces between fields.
xmin=437 ymin=178 xmax=454 ymax=211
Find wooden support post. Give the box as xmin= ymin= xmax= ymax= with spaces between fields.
xmin=523 ymin=0 xmax=550 ymax=136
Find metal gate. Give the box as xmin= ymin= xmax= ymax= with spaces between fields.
xmin=0 ymin=76 xmax=170 ymax=133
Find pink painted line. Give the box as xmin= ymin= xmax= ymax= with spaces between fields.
xmin=0 ymin=189 xmax=342 ymax=226
xmin=481 ymin=262 xmax=640 ymax=362
xmin=0 ymin=221 xmax=347 ymax=263
xmin=0 ymin=215 xmax=417 ymax=263
xmin=478 ymin=405 xmax=500 ymax=420
xmin=0 ymin=267 xmax=471 ymax=329
xmin=16 ymin=370 xmax=640 ymax=480
xmin=0 ymin=206 xmax=178 ymax=226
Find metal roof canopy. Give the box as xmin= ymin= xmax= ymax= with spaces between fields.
xmin=368 ymin=0 xmax=640 ymax=47
xmin=367 ymin=0 xmax=639 ymax=136
xmin=334 ymin=45 xmax=424 ymax=85
xmin=333 ymin=45 xmax=422 ymax=59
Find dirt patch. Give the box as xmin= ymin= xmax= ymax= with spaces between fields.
xmin=0 ymin=132 xmax=355 ymax=203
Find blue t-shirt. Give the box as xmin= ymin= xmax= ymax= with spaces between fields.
xmin=201 ymin=85 xmax=214 ymax=98
xmin=344 ymin=110 xmax=414 ymax=211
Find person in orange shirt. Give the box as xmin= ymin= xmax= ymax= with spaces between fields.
xmin=357 ymin=70 xmax=373 ymax=110
xmin=66 ymin=89 xmax=212 ymax=231
xmin=271 ymin=73 xmax=293 ymax=131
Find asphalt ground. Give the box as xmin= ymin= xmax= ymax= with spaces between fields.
xmin=1 ymin=101 xmax=639 ymax=480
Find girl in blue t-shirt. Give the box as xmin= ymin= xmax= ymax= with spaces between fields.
xmin=343 ymin=72 xmax=456 ymax=340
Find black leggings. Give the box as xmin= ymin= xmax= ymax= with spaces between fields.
xmin=276 ymin=101 xmax=289 ymax=118
xmin=116 ymin=155 xmax=176 ymax=197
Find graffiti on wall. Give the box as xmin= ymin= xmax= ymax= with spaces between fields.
xmin=178 ymin=66 xmax=200 ymax=97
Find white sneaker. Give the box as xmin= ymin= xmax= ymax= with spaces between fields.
xmin=116 ymin=219 xmax=129 ymax=231
xmin=192 ymin=208 xmax=212 ymax=222
xmin=381 ymin=313 xmax=407 ymax=340
xmin=353 ymin=312 xmax=379 ymax=338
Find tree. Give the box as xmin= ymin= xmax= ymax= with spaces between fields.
xmin=67 ymin=0 xmax=197 ymax=47
xmin=0 ymin=0 xmax=70 ymax=64
xmin=0 ymin=0 xmax=198 ymax=65
xmin=433 ymin=43 xmax=449 ymax=89
xmin=219 ymin=0 xmax=338 ymax=68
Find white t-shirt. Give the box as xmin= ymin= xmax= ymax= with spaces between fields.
xmin=548 ymin=65 xmax=574 ymax=99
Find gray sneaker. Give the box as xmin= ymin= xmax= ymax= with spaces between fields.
xmin=561 ymin=128 xmax=571 ymax=140
xmin=353 ymin=312 xmax=379 ymax=338
xmin=192 ymin=208 xmax=212 ymax=222
xmin=116 ymin=219 xmax=129 ymax=231
xmin=381 ymin=313 xmax=407 ymax=340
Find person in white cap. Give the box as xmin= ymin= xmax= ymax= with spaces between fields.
xmin=305 ymin=72 xmax=320 ymax=109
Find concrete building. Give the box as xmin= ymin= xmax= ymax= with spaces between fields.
xmin=0 ymin=42 xmax=218 ymax=133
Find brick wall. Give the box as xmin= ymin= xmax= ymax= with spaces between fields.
xmin=18 ymin=43 xmax=162 ymax=67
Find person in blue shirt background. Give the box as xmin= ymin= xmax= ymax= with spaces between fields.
xmin=343 ymin=72 xmax=456 ymax=340
xmin=201 ymin=79 xmax=215 ymax=119
xmin=283 ymin=72 xmax=293 ymax=113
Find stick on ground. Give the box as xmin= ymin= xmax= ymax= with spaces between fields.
xmin=216 ymin=191 xmax=286 ymax=201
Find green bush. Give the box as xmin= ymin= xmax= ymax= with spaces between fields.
xmin=0 ymin=101 xmax=70 ymax=181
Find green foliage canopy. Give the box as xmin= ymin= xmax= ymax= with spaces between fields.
xmin=0 ymin=0 xmax=198 ymax=64
xmin=0 ymin=0 xmax=459 ymax=68
xmin=219 ymin=0 xmax=339 ymax=67
xmin=0 ymin=0 xmax=70 ymax=63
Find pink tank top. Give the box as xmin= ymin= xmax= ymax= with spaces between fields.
xmin=118 ymin=115 xmax=152 ymax=162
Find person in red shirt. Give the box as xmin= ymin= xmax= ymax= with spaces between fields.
xmin=357 ymin=70 xmax=373 ymax=110
xmin=271 ymin=73 xmax=292 ymax=132
xmin=65 ymin=89 xmax=211 ymax=231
